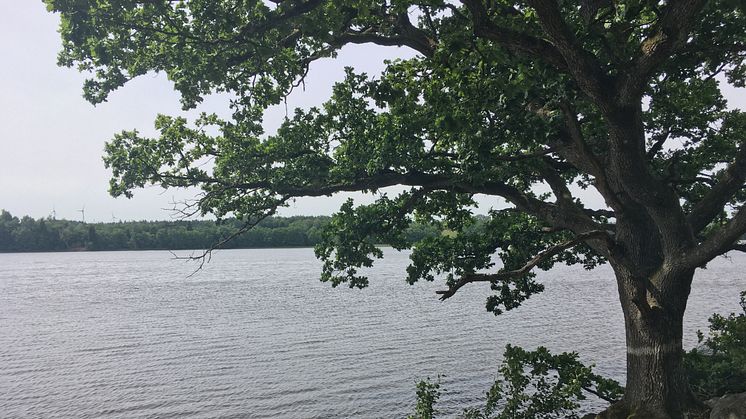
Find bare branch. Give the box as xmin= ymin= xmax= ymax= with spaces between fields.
xmin=173 ymin=198 xmax=288 ymax=274
xmin=646 ymin=128 xmax=672 ymax=159
xmin=582 ymin=383 xmax=621 ymax=404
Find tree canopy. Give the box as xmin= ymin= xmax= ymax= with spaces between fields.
xmin=46 ymin=0 xmax=746 ymax=417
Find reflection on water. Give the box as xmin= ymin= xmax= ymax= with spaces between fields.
xmin=0 ymin=249 xmax=742 ymax=418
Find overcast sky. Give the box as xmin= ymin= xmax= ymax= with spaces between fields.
xmin=1 ymin=2 xmax=744 ymax=222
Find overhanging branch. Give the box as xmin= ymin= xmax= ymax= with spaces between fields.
xmin=436 ymin=230 xmax=610 ymax=300
xmin=157 ymin=164 xmax=612 ymax=256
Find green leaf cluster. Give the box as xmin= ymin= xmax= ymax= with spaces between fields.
xmin=409 ymin=345 xmax=623 ymax=419
xmin=684 ymin=290 xmax=746 ymax=399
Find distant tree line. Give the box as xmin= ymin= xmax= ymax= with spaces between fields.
xmin=0 ymin=210 xmax=439 ymax=252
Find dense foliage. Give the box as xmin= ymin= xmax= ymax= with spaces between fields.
xmin=46 ymin=0 xmax=746 ymax=415
xmin=684 ymin=291 xmax=746 ymax=400
xmin=0 ymin=210 xmax=437 ymax=252
xmin=410 ymin=345 xmax=623 ymax=419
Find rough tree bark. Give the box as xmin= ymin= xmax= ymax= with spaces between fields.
xmin=588 ymin=98 xmax=711 ymax=417
xmin=604 ymin=266 xmax=708 ymax=418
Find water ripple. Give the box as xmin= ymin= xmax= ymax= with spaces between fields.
xmin=0 ymin=248 xmax=743 ymax=418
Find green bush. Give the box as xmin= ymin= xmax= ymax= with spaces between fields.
xmin=408 ymin=377 xmax=442 ymax=419
xmin=410 ymin=346 xmax=622 ymax=419
xmin=684 ymin=291 xmax=746 ymax=400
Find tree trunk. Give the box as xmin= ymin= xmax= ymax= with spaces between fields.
xmin=599 ymin=267 xmax=709 ymax=419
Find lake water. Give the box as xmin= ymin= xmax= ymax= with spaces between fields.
xmin=0 ymin=249 xmax=743 ymax=418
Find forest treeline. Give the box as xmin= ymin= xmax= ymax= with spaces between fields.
xmin=0 ymin=210 xmax=439 ymax=252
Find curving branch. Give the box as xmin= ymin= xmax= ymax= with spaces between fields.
xmin=684 ymin=205 xmax=746 ymax=269
xmin=335 ymin=30 xmax=435 ymax=58
xmin=436 ymin=230 xmax=611 ymax=300
xmin=646 ymin=128 xmax=673 ymax=159
xmin=687 ymin=142 xmax=746 ymax=234
xmin=149 ymin=146 xmax=613 ymax=257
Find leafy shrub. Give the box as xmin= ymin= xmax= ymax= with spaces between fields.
xmin=410 ymin=346 xmax=622 ymax=419
xmin=408 ymin=377 xmax=441 ymax=419
xmin=684 ymin=291 xmax=746 ymax=399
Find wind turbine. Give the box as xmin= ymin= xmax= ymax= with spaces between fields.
xmin=77 ymin=205 xmax=86 ymax=223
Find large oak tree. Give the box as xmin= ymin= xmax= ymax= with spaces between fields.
xmin=46 ymin=0 xmax=746 ymax=417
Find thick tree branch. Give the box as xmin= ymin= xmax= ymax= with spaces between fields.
xmin=460 ymin=0 xmax=568 ymax=70
xmin=537 ymin=161 xmax=617 ymax=257
xmin=525 ymin=0 xmax=613 ymax=107
xmin=163 ymin=166 xmax=612 ymax=255
xmin=436 ymin=230 xmax=611 ymax=300
xmin=730 ymin=243 xmax=746 ymax=253
xmin=336 ymin=30 xmax=435 ymax=57
xmin=553 ymin=103 xmax=625 ymax=213
xmin=539 ymin=160 xmax=575 ymax=207
xmin=687 ymin=143 xmax=746 ymax=234
xmin=683 ymin=205 xmax=746 ymax=269
xmin=620 ymin=0 xmax=708 ymax=102
xmin=556 ymin=104 xmax=605 ymax=174
xmin=605 ymin=106 xmax=695 ymax=258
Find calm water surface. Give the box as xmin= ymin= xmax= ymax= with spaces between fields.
xmin=0 ymin=249 xmax=743 ymax=418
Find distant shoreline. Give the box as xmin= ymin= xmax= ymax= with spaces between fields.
xmin=0 ymin=245 xmax=322 ymax=255
xmin=0 ymin=209 xmax=438 ymax=254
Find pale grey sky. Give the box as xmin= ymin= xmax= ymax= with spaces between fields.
xmin=1 ymin=2 xmax=743 ymax=222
